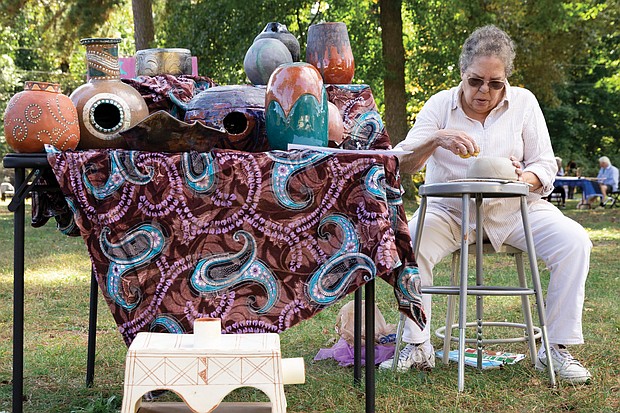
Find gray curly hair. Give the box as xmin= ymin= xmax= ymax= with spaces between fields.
xmin=459 ymin=25 xmax=516 ymax=77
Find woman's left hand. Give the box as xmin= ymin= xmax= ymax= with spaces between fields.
xmin=510 ymin=156 xmax=523 ymax=180
xmin=511 ymin=155 xmax=543 ymax=190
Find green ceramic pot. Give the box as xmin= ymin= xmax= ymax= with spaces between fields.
xmin=265 ymin=62 xmax=328 ymax=150
xmin=254 ymin=22 xmax=300 ymax=62
xmin=244 ymin=38 xmax=292 ymax=86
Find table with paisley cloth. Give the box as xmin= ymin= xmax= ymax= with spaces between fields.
xmin=4 ymin=81 xmax=425 ymax=413
xmin=46 ymin=147 xmax=425 ymax=345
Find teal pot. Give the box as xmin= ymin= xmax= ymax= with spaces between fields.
xmin=265 ymin=62 xmax=328 ymax=150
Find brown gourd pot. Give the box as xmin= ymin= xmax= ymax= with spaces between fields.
xmin=3 ymin=81 xmax=80 ymax=153
xmin=70 ymin=38 xmax=149 ymax=149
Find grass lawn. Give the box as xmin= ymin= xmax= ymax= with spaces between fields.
xmin=0 ymin=197 xmax=618 ymax=412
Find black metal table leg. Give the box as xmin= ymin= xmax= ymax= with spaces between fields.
xmin=365 ymin=280 xmax=375 ymax=413
xmin=354 ymin=283 xmax=376 ymax=413
xmin=86 ymin=268 xmax=98 ymax=387
xmin=12 ymin=167 xmax=26 ymax=413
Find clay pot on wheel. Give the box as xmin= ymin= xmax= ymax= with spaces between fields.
xmin=70 ymin=38 xmax=149 ymax=149
xmin=3 ymin=81 xmax=80 ymax=153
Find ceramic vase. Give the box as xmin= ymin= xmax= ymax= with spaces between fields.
xmin=306 ymin=22 xmax=355 ymax=84
xmin=184 ymin=85 xmax=269 ymax=152
xmin=3 ymin=81 xmax=80 ymax=153
xmin=265 ymin=62 xmax=328 ymax=150
xmin=135 ymin=48 xmax=192 ymax=76
xmin=244 ymin=38 xmax=293 ymax=85
xmin=254 ymin=22 xmax=301 ymax=62
xmin=327 ymin=101 xmax=344 ymax=145
xmin=70 ymin=38 xmax=149 ymax=149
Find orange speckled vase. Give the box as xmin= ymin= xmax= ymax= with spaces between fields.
xmin=306 ymin=22 xmax=355 ymax=84
xmin=327 ymin=101 xmax=344 ymax=145
xmin=3 ymin=81 xmax=80 ymax=153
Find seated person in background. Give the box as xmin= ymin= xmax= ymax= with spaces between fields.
xmin=555 ymin=156 xmax=565 ymax=176
xmin=388 ymin=25 xmax=592 ymax=383
xmin=564 ymin=160 xmax=578 ymax=199
xmin=545 ymin=156 xmax=566 ymax=207
xmin=596 ymin=156 xmax=619 ymax=205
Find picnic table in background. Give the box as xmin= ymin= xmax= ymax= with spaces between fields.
xmin=553 ymin=177 xmax=603 ymax=208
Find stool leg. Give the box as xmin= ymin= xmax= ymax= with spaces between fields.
xmin=457 ymin=194 xmax=471 ymax=392
xmin=515 ymin=252 xmax=537 ymax=365
xmin=520 ymin=197 xmax=557 ymax=387
xmin=270 ymin=381 xmax=288 ymax=413
xmin=393 ymin=312 xmax=406 ymax=372
xmin=474 ymin=195 xmax=484 ymax=371
xmin=442 ymin=252 xmax=459 ymax=365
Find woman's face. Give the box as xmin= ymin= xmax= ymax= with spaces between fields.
xmin=460 ymin=55 xmax=506 ymax=121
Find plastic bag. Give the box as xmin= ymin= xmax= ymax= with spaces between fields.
xmin=334 ymin=300 xmax=396 ymax=347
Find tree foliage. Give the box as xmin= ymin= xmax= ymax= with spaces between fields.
xmin=399 ymin=0 xmax=619 ymax=169
xmin=0 ymin=0 xmax=618 ymax=171
xmin=0 ymin=0 xmax=134 ymax=158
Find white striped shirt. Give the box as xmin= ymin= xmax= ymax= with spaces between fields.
xmin=395 ymin=82 xmax=558 ymax=250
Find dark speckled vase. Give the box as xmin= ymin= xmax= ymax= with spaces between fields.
xmin=306 ymin=22 xmax=355 ymax=84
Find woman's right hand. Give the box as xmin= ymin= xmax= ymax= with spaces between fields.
xmin=393 ymin=128 xmax=480 ymax=174
xmin=434 ymin=129 xmax=480 ymax=158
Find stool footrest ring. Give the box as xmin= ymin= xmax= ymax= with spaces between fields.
xmin=421 ymin=286 xmax=534 ymax=296
xmin=435 ymin=321 xmax=542 ymax=345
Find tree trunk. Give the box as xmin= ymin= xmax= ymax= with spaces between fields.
xmin=132 ymin=0 xmax=155 ymax=51
xmin=379 ymin=0 xmax=408 ymax=147
xmin=379 ymin=0 xmax=416 ymax=201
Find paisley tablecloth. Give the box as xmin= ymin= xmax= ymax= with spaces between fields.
xmin=47 ymin=147 xmax=424 ymax=345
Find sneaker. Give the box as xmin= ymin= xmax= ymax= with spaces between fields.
xmin=379 ymin=342 xmax=435 ymax=372
xmin=535 ymin=344 xmax=592 ymax=384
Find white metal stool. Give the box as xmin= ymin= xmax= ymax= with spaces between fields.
xmin=393 ymin=182 xmax=556 ymax=392
xmin=435 ymin=242 xmax=542 ymax=366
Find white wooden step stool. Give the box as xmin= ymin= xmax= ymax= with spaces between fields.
xmin=121 ymin=319 xmax=304 ymax=413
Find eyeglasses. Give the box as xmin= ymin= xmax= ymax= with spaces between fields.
xmin=466 ymin=77 xmax=506 ymax=90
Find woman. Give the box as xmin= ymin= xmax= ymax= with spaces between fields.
xmin=545 ymin=156 xmax=566 ymax=207
xmin=596 ymin=156 xmax=619 ymax=205
xmin=385 ymin=25 xmax=592 ymax=383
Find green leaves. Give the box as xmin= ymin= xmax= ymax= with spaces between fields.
xmin=0 ymin=0 xmax=617 ymax=165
